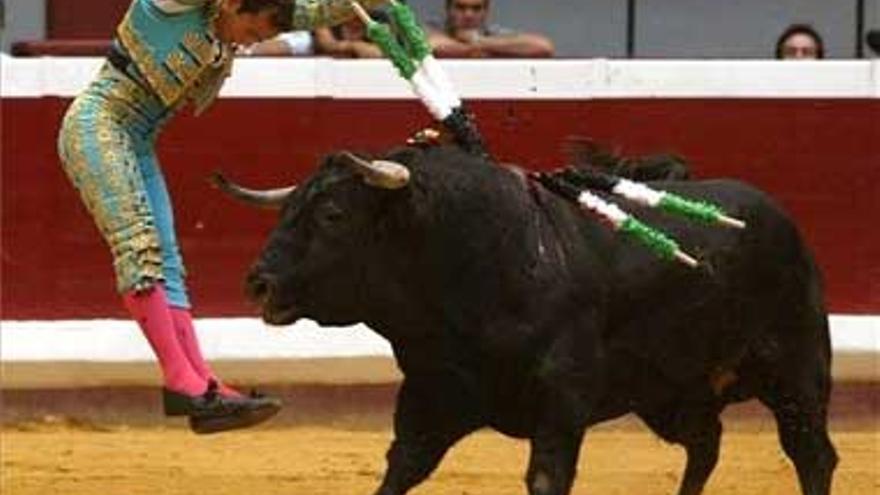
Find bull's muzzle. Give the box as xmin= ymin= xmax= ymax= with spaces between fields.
xmin=245 ymin=270 xmax=277 ymax=306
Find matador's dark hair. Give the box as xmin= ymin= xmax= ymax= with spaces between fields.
xmin=238 ymin=0 xmax=294 ymax=32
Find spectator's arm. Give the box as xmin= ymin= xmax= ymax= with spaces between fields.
xmin=475 ymin=32 xmax=555 ymax=58
xmin=245 ymin=38 xmax=297 ymax=56
xmin=427 ymin=30 xmax=486 ymax=58
xmin=242 ymin=32 xmax=313 ymax=57
xmin=314 ymin=28 xmax=384 ymax=59
xmin=313 ymin=27 xmax=356 ymax=57
xmin=349 ymin=40 xmax=383 ymax=58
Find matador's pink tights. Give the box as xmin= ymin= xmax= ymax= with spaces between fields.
xmin=169 ymin=308 xmax=243 ymax=397
xmin=123 ymin=285 xmax=207 ymax=396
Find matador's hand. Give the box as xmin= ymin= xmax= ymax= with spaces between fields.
xmin=406 ymin=127 xmax=455 ymax=148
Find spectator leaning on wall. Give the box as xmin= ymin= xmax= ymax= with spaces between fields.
xmin=427 ymin=0 xmax=554 ymax=58
xmin=240 ymin=30 xmax=315 ymax=56
xmin=775 ymin=23 xmax=824 ymax=60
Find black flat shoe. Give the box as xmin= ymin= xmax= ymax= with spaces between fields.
xmin=163 ymin=382 xmax=232 ymax=417
xmin=188 ymin=390 xmax=282 ymax=435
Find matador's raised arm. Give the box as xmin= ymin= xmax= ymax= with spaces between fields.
xmin=291 ymin=0 xmax=388 ymax=30
xmin=164 ymin=0 xmax=389 ymax=30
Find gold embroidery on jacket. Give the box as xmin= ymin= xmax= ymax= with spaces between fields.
xmin=181 ymin=32 xmax=215 ymax=66
xmin=117 ymin=9 xmax=182 ymax=106
xmin=190 ymin=50 xmax=233 ymax=115
xmin=164 ymin=51 xmax=200 ymax=85
xmin=113 ymin=2 xmax=234 ymax=114
xmin=116 ymin=8 xmax=224 ymax=108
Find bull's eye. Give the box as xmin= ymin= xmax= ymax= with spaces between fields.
xmin=315 ymin=201 xmax=346 ymax=230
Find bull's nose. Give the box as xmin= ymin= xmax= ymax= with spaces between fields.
xmin=245 ymin=271 xmax=276 ymax=304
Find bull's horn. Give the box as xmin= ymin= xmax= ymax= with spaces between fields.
xmin=339 ymin=151 xmax=410 ymax=190
xmin=209 ymin=171 xmax=296 ymax=209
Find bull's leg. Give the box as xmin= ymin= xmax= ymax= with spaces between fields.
xmin=525 ymin=425 xmax=585 ymax=495
xmin=759 ymin=385 xmax=837 ymax=495
xmin=757 ymin=311 xmax=837 ymax=495
xmin=524 ymin=316 xmax=603 ymax=495
xmin=638 ymin=405 xmax=722 ymax=495
xmin=373 ymin=375 xmax=482 ymax=495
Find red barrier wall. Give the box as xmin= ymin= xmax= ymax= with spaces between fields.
xmin=46 ymin=0 xmax=130 ymax=40
xmin=2 ymin=97 xmax=878 ymax=319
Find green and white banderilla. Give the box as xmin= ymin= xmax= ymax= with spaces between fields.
xmin=534 ymin=169 xmax=747 ymax=268
xmin=351 ymin=1 xmax=746 ymax=267
xmin=349 ymin=0 xmax=489 ymax=158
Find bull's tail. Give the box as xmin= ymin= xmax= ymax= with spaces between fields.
xmin=562 ymin=136 xmax=691 ymax=181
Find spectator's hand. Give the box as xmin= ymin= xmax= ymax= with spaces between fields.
xmin=452 ymin=28 xmax=481 ymax=44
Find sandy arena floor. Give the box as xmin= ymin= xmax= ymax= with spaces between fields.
xmin=2 ymin=357 xmax=877 ymax=494
xmin=2 ymin=420 xmax=877 ymax=495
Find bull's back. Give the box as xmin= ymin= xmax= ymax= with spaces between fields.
xmin=602 ymin=178 xmax=825 ymax=382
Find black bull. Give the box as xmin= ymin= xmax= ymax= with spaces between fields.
xmin=218 ymin=145 xmax=837 ymax=495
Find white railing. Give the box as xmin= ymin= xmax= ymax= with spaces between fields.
xmin=2 ymin=55 xmax=879 ymax=99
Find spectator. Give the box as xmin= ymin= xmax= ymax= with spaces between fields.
xmin=775 ymin=23 xmax=824 ymax=60
xmin=428 ymin=0 xmax=554 ymax=58
xmin=312 ymin=11 xmax=386 ymax=58
xmin=240 ymin=31 xmax=315 ymax=56
xmin=867 ymin=29 xmax=880 ymax=56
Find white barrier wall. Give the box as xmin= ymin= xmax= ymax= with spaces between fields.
xmin=3 ymin=56 xmax=879 ymax=99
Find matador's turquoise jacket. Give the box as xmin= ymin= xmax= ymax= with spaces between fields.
xmin=58 ymin=0 xmax=385 ymax=307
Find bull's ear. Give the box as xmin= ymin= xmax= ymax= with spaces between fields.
xmin=209 ymin=171 xmax=296 ymax=209
xmin=338 ymin=151 xmax=410 ymax=190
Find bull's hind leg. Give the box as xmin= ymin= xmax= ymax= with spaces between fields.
xmin=374 ymin=376 xmax=482 ymax=495
xmin=756 ymin=300 xmax=838 ymax=495
xmin=638 ymin=403 xmax=722 ymax=495
xmin=525 ymin=426 xmax=586 ymax=495
xmin=759 ymin=377 xmax=837 ymax=495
